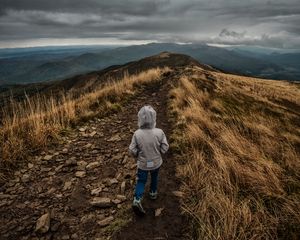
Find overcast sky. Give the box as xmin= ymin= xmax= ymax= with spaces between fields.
xmin=0 ymin=0 xmax=299 ymax=49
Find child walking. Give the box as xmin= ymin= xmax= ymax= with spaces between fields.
xmin=129 ymin=105 xmax=169 ymax=215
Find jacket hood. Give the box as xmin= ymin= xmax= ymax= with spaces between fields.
xmin=138 ymin=105 xmax=156 ymax=129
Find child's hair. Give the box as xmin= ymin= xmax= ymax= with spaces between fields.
xmin=138 ymin=105 xmax=156 ymax=129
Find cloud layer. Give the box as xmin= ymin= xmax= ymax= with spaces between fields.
xmin=0 ymin=0 xmax=299 ymax=48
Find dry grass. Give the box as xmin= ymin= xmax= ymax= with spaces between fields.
xmin=0 ymin=68 xmax=168 ymax=180
xmin=169 ymin=67 xmax=300 ymax=239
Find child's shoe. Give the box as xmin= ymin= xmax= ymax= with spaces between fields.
xmin=132 ymin=197 xmax=146 ymax=216
xmin=149 ymin=191 xmax=158 ymax=200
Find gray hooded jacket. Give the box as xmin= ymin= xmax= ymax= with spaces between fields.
xmin=129 ymin=105 xmax=169 ymax=170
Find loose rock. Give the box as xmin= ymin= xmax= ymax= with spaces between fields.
xmin=97 ymin=216 xmax=114 ymax=227
xmin=108 ymin=178 xmax=118 ymax=186
xmin=90 ymin=197 xmax=112 ymax=208
xmin=77 ymin=161 xmax=88 ymax=171
xmin=63 ymin=181 xmax=72 ymax=191
xmin=75 ymin=171 xmax=86 ymax=178
xmin=116 ymin=195 xmax=126 ymax=202
xmin=35 ymin=212 xmax=50 ymax=234
xmin=107 ymin=134 xmax=122 ymax=142
xmin=91 ymin=187 xmax=102 ymax=196
xmin=85 ymin=143 xmax=92 ymax=148
xmin=155 ymin=208 xmax=164 ymax=217
xmin=62 ymin=148 xmax=68 ymax=153
xmin=43 ymin=155 xmax=53 ymax=161
xmin=172 ymin=191 xmax=184 ymax=198
xmin=112 ymin=199 xmax=121 ymax=204
xmin=86 ymin=161 xmax=100 ymax=170
xmin=21 ymin=174 xmax=30 ymax=183
xmin=90 ymin=131 xmax=97 ymax=137
xmin=120 ymin=181 xmax=126 ymax=194
xmin=79 ymin=127 xmax=86 ymax=132
xmin=65 ymin=158 xmax=77 ymax=166
xmin=28 ymin=163 xmax=34 ymax=169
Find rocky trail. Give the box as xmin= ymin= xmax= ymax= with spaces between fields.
xmin=0 ymin=78 xmax=188 ymax=239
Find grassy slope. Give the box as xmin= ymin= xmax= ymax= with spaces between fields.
xmin=0 ymin=68 xmax=168 ymax=181
xmin=169 ymin=66 xmax=300 ymax=239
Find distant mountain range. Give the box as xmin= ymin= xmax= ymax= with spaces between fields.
xmin=0 ymin=43 xmax=299 ymax=85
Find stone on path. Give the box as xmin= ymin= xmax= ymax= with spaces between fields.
xmin=65 ymin=158 xmax=77 ymax=166
xmin=43 ymin=155 xmax=53 ymax=161
xmin=97 ymin=216 xmax=114 ymax=227
xmin=155 ymin=208 xmax=164 ymax=217
xmin=90 ymin=131 xmax=97 ymax=137
xmin=28 ymin=163 xmax=34 ymax=169
xmin=35 ymin=212 xmax=50 ymax=234
xmin=77 ymin=161 xmax=88 ymax=171
xmin=86 ymin=161 xmax=100 ymax=170
xmin=108 ymin=178 xmax=118 ymax=186
xmin=172 ymin=191 xmax=184 ymax=198
xmin=107 ymin=134 xmax=122 ymax=142
xmin=120 ymin=181 xmax=126 ymax=194
xmin=91 ymin=187 xmax=102 ymax=196
xmin=79 ymin=127 xmax=86 ymax=132
xmin=75 ymin=171 xmax=86 ymax=178
xmin=122 ymin=156 xmax=128 ymax=165
xmin=62 ymin=148 xmax=68 ymax=154
xmin=90 ymin=197 xmax=112 ymax=208
xmin=85 ymin=143 xmax=93 ymax=148
xmin=21 ymin=174 xmax=30 ymax=183
xmin=116 ymin=195 xmax=126 ymax=202
xmin=112 ymin=199 xmax=122 ymax=204
xmin=63 ymin=181 xmax=72 ymax=191
xmin=130 ymin=163 xmax=137 ymax=170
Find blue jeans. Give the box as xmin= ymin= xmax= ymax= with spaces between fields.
xmin=134 ymin=168 xmax=160 ymax=200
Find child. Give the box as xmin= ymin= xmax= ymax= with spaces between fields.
xmin=129 ymin=105 xmax=169 ymax=215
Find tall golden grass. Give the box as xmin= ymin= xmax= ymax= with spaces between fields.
xmin=169 ymin=67 xmax=300 ymax=239
xmin=0 ymin=68 xmax=167 ymax=180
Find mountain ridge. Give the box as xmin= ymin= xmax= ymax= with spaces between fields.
xmin=1 ymin=43 xmax=299 ymax=85
xmin=0 ymin=52 xmax=216 ymax=106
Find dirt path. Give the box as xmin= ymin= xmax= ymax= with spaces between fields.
xmin=0 ymin=78 xmax=187 ymax=239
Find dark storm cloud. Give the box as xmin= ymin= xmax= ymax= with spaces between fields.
xmin=0 ymin=0 xmax=299 ymax=48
